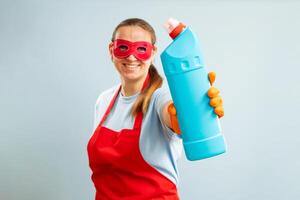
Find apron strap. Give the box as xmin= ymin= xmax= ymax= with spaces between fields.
xmin=133 ymin=73 xmax=150 ymax=129
xmin=99 ymin=85 xmax=121 ymax=127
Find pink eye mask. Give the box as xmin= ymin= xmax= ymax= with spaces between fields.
xmin=112 ymin=39 xmax=154 ymax=61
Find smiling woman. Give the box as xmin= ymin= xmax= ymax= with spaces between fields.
xmin=86 ymin=18 xmax=221 ymax=200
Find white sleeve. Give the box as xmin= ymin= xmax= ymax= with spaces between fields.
xmin=154 ymin=84 xmax=182 ymax=140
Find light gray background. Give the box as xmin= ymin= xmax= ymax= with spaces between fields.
xmin=1 ymin=0 xmax=300 ymax=199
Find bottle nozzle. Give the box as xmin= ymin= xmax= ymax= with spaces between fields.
xmin=164 ymin=18 xmax=180 ymax=33
xmin=164 ymin=18 xmax=186 ymax=39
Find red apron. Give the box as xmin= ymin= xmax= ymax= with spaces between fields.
xmin=87 ymin=75 xmax=179 ymax=200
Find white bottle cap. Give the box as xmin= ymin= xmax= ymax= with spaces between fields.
xmin=164 ymin=18 xmax=180 ymax=34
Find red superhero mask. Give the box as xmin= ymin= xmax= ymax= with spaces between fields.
xmin=112 ymin=39 xmax=154 ymax=61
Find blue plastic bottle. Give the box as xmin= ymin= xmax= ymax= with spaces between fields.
xmin=160 ymin=18 xmax=226 ymax=161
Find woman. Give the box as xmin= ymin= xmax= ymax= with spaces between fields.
xmin=87 ymin=18 xmax=224 ymax=200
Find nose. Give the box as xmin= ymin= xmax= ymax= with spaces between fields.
xmin=126 ymin=54 xmax=137 ymax=61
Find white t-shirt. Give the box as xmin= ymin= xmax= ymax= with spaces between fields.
xmin=93 ymin=82 xmax=183 ymax=185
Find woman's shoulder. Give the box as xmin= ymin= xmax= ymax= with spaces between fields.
xmin=152 ymin=81 xmax=171 ymax=102
xmin=95 ymin=84 xmax=120 ymax=107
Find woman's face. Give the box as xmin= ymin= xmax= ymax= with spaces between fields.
xmin=109 ymin=26 xmax=157 ymax=83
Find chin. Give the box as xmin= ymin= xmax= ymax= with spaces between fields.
xmin=122 ymin=73 xmax=143 ymax=82
xmin=119 ymin=66 xmax=146 ymax=81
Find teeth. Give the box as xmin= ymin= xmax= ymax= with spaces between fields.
xmin=124 ymin=64 xmax=139 ymax=68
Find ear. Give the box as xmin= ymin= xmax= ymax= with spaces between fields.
xmin=153 ymin=45 xmax=157 ymax=54
xmin=152 ymin=45 xmax=157 ymax=57
xmin=108 ymin=42 xmax=114 ymax=60
xmin=151 ymin=45 xmax=157 ymax=62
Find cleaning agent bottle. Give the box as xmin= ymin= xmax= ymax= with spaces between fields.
xmin=160 ymin=18 xmax=226 ymax=160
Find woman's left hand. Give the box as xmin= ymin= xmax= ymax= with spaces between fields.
xmin=207 ymin=71 xmax=224 ymax=118
xmin=167 ymin=71 xmax=225 ymax=134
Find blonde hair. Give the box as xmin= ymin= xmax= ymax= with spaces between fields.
xmin=111 ymin=18 xmax=163 ymax=116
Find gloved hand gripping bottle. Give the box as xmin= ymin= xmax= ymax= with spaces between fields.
xmin=160 ymin=18 xmax=226 ymax=161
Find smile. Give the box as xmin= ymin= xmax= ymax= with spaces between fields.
xmin=123 ymin=63 xmax=140 ymax=69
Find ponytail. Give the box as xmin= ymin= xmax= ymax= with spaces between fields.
xmin=131 ymin=64 xmax=163 ymax=116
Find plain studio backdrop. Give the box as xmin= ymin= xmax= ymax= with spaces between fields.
xmin=1 ymin=0 xmax=299 ymax=199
